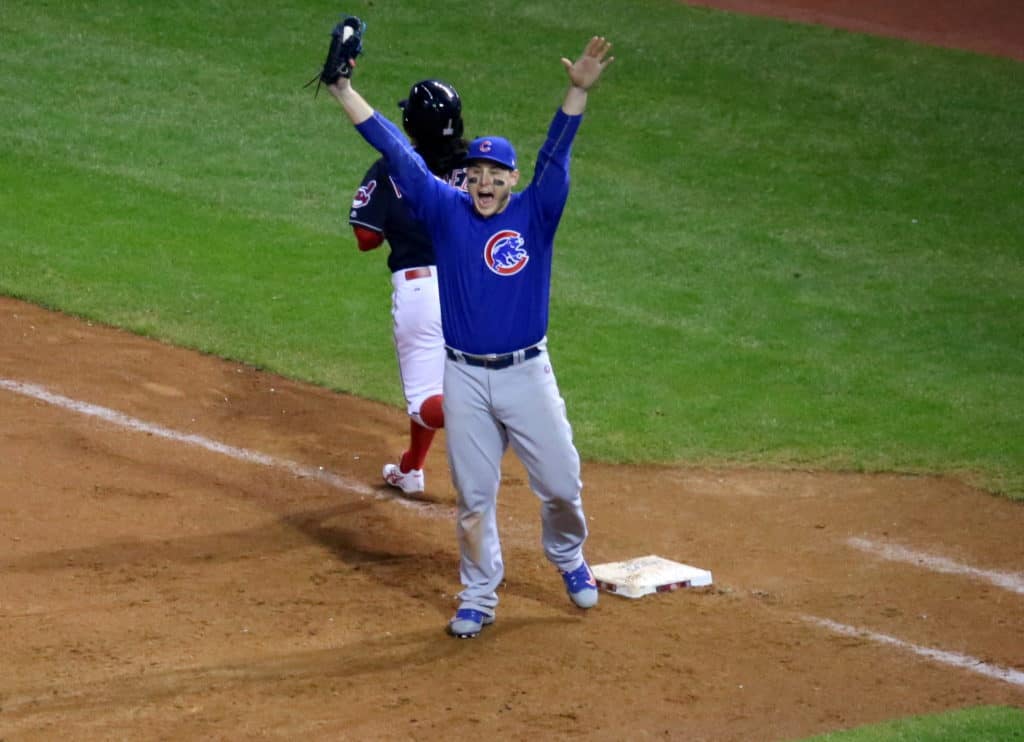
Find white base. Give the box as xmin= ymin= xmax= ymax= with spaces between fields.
xmin=591 ymin=555 xmax=713 ymax=599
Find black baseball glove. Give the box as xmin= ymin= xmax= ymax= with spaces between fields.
xmin=305 ymin=14 xmax=366 ymax=95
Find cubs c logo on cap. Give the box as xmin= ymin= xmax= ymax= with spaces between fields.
xmin=484 ymin=229 xmax=529 ymax=276
xmin=352 ymin=179 xmax=376 ymax=208
xmin=467 ymin=136 xmax=517 ymax=170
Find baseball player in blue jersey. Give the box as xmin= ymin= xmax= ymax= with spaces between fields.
xmin=348 ymin=80 xmax=468 ymax=496
xmin=329 ymin=35 xmax=615 ymax=638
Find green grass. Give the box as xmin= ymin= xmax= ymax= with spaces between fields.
xmin=2 ymin=0 xmax=1022 ymax=499
xmin=801 ymin=705 xmax=1024 ymax=741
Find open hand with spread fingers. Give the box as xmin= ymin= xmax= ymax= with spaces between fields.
xmin=561 ymin=36 xmax=614 ymax=90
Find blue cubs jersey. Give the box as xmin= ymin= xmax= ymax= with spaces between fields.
xmin=357 ymin=109 xmax=582 ymax=355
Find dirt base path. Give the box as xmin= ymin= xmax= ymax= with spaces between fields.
xmin=3 ymin=7 xmax=1024 ymax=740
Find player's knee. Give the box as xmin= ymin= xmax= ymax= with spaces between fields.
xmin=416 ymin=394 xmax=444 ymax=429
xmin=546 ymin=471 xmax=583 ymax=504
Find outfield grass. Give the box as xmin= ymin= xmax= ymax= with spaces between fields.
xmin=1 ymin=0 xmax=1022 ymax=499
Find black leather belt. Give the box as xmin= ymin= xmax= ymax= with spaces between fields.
xmin=446 ymin=345 xmax=542 ymax=370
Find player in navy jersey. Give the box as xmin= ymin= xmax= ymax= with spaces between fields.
xmin=348 ymin=80 xmax=468 ymax=496
xmin=329 ymin=36 xmax=615 ymax=638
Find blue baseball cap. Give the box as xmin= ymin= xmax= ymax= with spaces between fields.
xmin=466 ymin=136 xmax=517 ymax=170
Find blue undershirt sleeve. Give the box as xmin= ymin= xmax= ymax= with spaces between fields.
xmin=531 ymin=109 xmax=583 ymax=225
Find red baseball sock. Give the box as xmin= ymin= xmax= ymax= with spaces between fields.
xmin=400 ymin=420 xmax=436 ymax=472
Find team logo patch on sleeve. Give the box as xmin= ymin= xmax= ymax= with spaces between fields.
xmin=352 ymin=179 xmax=377 ymax=209
xmin=484 ymin=230 xmax=529 ymax=276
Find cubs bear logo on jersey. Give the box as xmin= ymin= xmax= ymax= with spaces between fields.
xmin=484 ymin=230 xmax=529 ymax=276
xmin=352 ymin=179 xmax=377 ymax=209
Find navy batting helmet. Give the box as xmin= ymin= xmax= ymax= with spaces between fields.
xmin=399 ymin=80 xmax=464 ymax=142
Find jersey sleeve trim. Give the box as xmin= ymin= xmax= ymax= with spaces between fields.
xmin=349 ymin=218 xmax=383 ymax=232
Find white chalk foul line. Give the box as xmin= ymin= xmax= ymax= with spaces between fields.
xmin=804 ymin=615 xmax=1024 ymax=688
xmin=847 ymin=537 xmax=1024 ymax=596
xmin=0 ymin=378 xmax=435 ymax=513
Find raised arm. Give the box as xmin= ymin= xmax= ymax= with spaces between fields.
xmin=328 ymin=75 xmax=374 ymax=125
xmin=560 ymin=36 xmax=615 ymax=116
xmin=325 ymin=67 xmax=445 ymax=227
